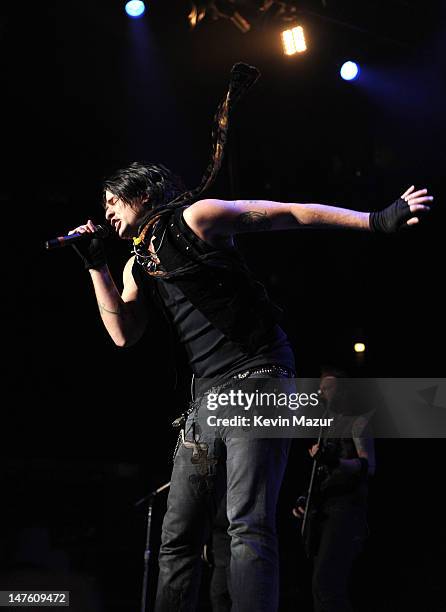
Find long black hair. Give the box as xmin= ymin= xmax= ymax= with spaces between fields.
xmin=102 ymin=162 xmax=186 ymax=212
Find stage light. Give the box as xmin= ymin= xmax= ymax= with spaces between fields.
xmin=340 ymin=61 xmax=359 ymax=81
xmin=125 ymin=1 xmax=145 ymax=18
xmin=188 ymin=3 xmax=206 ymax=29
xmin=188 ymin=1 xmax=250 ymax=33
xmin=282 ymin=26 xmax=307 ymax=56
xmin=354 ymin=342 xmax=366 ymax=353
xmin=230 ymin=11 xmax=251 ymax=33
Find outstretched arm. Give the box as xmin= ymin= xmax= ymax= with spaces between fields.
xmin=185 ymin=186 xmax=433 ymax=239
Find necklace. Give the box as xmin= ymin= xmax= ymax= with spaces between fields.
xmin=133 ymin=220 xmax=168 ymax=274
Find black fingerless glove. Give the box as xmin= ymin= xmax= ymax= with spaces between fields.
xmin=314 ymin=442 xmax=340 ymax=469
xmin=369 ymin=198 xmax=412 ymax=233
xmin=72 ymin=237 xmax=107 ymax=270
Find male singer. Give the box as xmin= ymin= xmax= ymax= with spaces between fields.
xmin=67 ymin=163 xmax=432 ymax=611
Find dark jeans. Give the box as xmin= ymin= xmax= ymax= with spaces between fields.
xmin=312 ymin=499 xmax=368 ymax=612
xmin=155 ymin=372 xmax=293 ymax=612
xmin=208 ymin=498 xmax=232 ymax=611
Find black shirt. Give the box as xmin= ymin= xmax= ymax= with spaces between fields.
xmin=156 ymin=277 xmax=295 ymax=381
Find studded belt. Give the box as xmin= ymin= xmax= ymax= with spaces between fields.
xmin=172 ymin=364 xmax=295 ymax=430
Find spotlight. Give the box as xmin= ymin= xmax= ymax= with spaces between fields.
xmin=125 ymin=1 xmax=146 ymax=18
xmin=281 ymin=25 xmax=306 ymax=55
xmin=354 ymin=342 xmax=366 ymax=353
xmin=340 ymin=61 xmax=359 ymax=81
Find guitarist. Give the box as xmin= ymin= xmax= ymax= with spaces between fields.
xmin=293 ymin=369 xmax=376 ymax=612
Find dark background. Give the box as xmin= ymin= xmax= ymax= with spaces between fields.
xmin=1 ymin=1 xmax=445 ymax=610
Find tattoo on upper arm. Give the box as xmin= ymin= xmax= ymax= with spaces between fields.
xmin=234 ymin=211 xmax=272 ymax=232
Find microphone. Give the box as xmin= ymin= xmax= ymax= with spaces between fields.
xmin=45 ymin=225 xmax=109 ymax=250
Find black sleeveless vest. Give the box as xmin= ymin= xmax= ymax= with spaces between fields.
xmin=134 ymin=207 xmax=284 ymax=355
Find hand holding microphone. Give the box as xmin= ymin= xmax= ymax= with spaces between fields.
xmin=45 ymin=219 xmax=108 ymax=270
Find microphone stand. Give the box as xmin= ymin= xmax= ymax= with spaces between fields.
xmin=135 ymin=481 xmax=170 ymax=612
